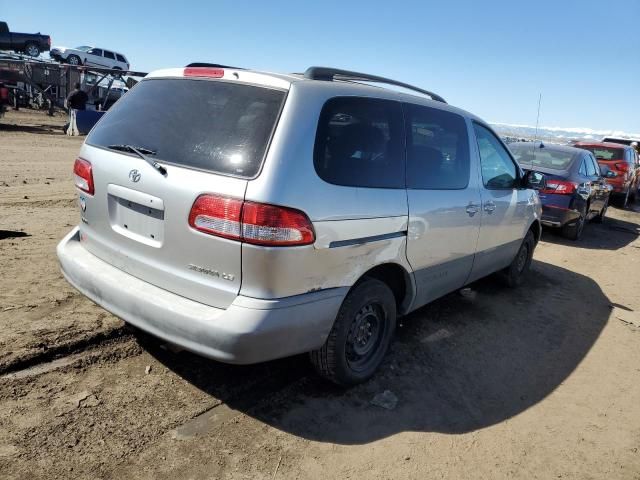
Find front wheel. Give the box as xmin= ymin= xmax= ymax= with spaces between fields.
xmin=67 ymin=55 xmax=81 ymax=66
xmin=310 ymin=278 xmax=396 ymax=386
xmin=25 ymin=43 xmax=41 ymax=57
xmin=500 ymin=230 xmax=535 ymax=288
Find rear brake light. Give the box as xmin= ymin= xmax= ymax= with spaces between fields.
xmin=615 ymin=162 xmax=629 ymax=172
xmin=183 ymin=67 xmax=224 ymax=78
xmin=189 ymin=195 xmax=315 ymax=246
xmin=73 ymin=158 xmax=94 ymax=195
xmin=188 ymin=195 xmax=243 ymax=241
xmin=541 ymin=180 xmax=576 ymax=195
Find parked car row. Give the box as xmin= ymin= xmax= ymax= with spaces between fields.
xmin=509 ymin=142 xmax=613 ymax=240
xmin=57 ymin=65 xmax=546 ymax=386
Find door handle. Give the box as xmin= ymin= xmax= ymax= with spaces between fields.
xmin=483 ymin=201 xmax=496 ymax=213
xmin=466 ymin=203 xmax=479 ymax=217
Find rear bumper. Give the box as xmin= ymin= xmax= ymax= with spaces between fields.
xmin=540 ymin=204 xmax=580 ymax=228
xmin=57 ymin=228 xmax=347 ymax=364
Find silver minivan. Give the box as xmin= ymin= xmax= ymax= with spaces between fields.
xmin=57 ymin=65 xmax=542 ymax=385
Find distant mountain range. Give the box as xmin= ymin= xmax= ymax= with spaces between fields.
xmin=491 ymin=122 xmax=640 ymax=144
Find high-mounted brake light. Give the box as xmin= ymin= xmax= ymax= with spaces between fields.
xmin=183 ymin=67 xmax=224 ymax=78
xmin=188 ymin=194 xmax=315 ymax=246
xmin=73 ymin=158 xmax=94 ymax=195
xmin=541 ymin=180 xmax=576 ymax=195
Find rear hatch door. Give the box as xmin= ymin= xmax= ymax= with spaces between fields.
xmin=77 ymin=75 xmax=287 ymax=308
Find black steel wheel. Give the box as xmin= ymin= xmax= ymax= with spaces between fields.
xmin=310 ymin=278 xmax=396 ymax=386
xmin=500 ymin=230 xmax=535 ymax=287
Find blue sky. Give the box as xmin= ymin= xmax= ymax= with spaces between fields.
xmin=2 ymin=0 xmax=638 ymax=132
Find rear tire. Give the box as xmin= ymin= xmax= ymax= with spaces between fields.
xmin=500 ymin=231 xmax=535 ymax=288
xmin=562 ymin=207 xmax=586 ymax=240
xmin=594 ymin=198 xmax=608 ymax=224
xmin=310 ymin=278 xmax=396 ymax=386
xmin=24 ymin=43 xmax=40 ymax=57
xmin=619 ymin=189 xmax=630 ymax=209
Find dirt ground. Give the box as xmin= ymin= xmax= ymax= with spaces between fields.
xmin=1 ymin=109 xmax=639 ymax=480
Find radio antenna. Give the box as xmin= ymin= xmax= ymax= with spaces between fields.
xmin=533 ymin=93 xmax=542 ymax=145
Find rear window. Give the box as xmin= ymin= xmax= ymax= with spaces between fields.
xmin=87 ymin=79 xmax=286 ymax=178
xmin=313 ymin=97 xmax=404 ymax=188
xmin=579 ymin=146 xmax=624 ymax=160
xmin=510 ymin=145 xmax=575 ymax=170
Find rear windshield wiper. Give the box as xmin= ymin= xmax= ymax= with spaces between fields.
xmin=107 ymin=144 xmax=167 ymax=176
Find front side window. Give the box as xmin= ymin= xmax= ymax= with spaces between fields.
xmin=473 ymin=123 xmax=518 ymax=189
xmin=87 ymin=48 xmax=102 ymax=56
xmin=314 ymin=97 xmax=404 ymax=188
xmin=405 ymin=104 xmax=470 ymax=189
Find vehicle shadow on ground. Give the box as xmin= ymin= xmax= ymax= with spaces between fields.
xmin=542 ymin=213 xmax=639 ymax=250
xmin=0 ymin=122 xmax=62 ymax=134
xmin=143 ymin=259 xmax=610 ymax=444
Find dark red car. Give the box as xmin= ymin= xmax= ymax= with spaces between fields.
xmin=574 ymin=142 xmax=640 ymax=208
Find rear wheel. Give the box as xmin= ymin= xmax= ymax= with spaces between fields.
xmin=562 ymin=207 xmax=586 ymax=240
xmin=619 ymin=189 xmax=630 ymax=209
xmin=24 ymin=43 xmax=40 ymax=57
xmin=500 ymin=231 xmax=535 ymax=287
xmin=310 ymin=278 xmax=396 ymax=386
xmin=594 ymin=197 xmax=608 ymax=223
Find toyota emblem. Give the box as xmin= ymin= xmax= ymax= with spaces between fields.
xmin=129 ymin=169 xmax=141 ymax=183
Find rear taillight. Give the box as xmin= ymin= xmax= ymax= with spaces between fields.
xmin=73 ymin=158 xmax=94 ymax=195
xmin=48 ymin=37 xmax=51 ymax=46
xmin=189 ymin=194 xmax=315 ymax=246
xmin=615 ymin=162 xmax=629 ymax=173
xmin=541 ymin=180 xmax=576 ymax=195
xmin=188 ymin=195 xmax=243 ymax=241
xmin=183 ymin=67 xmax=224 ymax=78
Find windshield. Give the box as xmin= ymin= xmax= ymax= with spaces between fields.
xmin=86 ymin=78 xmax=286 ymax=178
xmin=75 ymin=46 xmax=92 ymax=52
xmin=510 ymin=145 xmax=575 ymax=170
xmin=579 ymin=146 xmax=624 ymax=160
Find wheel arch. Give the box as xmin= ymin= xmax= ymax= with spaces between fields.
xmin=528 ymin=219 xmax=542 ymax=244
xmin=356 ymin=263 xmax=415 ymax=315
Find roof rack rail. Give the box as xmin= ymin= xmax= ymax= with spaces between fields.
xmin=304 ymin=66 xmax=446 ymax=104
xmin=185 ymin=62 xmax=245 ymax=70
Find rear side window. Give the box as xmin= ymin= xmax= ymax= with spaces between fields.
xmin=314 ymin=97 xmax=404 ymax=188
xmin=87 ymin=79 xmax=286 ymax=178
xmin=116 ymin=54 xmax=126 ymax=63
xmin=405 ymin=104 xmax=470 ymax=189
xmin=103 ymin=50 xmax=115 ymax=60
xmin=585 ymin=155 xmax=597 ymax=176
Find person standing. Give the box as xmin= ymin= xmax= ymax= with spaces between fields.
xmin=64 ymin=82 xmax=88 ymax=135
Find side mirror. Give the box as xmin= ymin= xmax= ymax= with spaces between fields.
xmin=523 ymin=170 xmax=545 ymax=190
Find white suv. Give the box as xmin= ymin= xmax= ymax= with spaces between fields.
xmin=50 ymin=45 xmax=129 ymax=70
